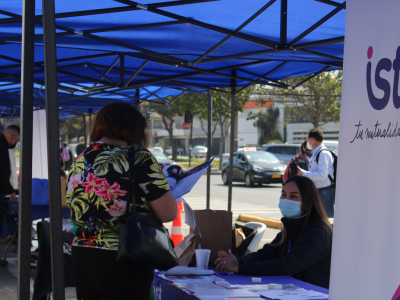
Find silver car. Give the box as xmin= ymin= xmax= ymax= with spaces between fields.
xmin=260 ymin=144 xmax=301 ymax=164
xmin=191 ymin=145 xmax=208 ymax=158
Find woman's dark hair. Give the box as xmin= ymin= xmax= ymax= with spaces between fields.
xmin=300 ymin=139 xmax=307 ymax=154
xmin=63 ymin=141 xmax=68 ymax=147
xmin=90 ymin=102 xmax=148 ymax=147
xmin=275 ymin=176 xmax=332 ymax=246
xmin=60 ymin=154 xmax=65 ymax=170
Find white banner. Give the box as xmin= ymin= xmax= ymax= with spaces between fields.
xmin=330 ymin=0 xmax=400 ymax=299
xmin=32 ymin=109 xmax=48 ymax=179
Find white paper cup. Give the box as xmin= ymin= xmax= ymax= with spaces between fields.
xmin=195 ymin=249 xmax=211 ymax=269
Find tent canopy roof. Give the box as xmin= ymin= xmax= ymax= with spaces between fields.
xmin=0 ymin=0 xmax=345 ymax=113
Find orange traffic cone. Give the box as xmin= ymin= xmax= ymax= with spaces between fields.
xmin=171 ymin=205 xmax=184 ymax=246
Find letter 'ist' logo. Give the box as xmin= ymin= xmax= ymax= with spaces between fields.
xmin=366 ymin=46 xmax=400 ymax=110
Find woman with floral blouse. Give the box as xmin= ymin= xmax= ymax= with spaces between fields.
xmin=67 ymin=103 xmax=177 ymax=300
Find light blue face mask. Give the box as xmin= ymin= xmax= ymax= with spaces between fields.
xmin=279 ymin=199 xmax=302 ymax=219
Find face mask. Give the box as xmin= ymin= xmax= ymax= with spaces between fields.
xmin=279 ymin=199 xmax=302 ymax=219
xmin=306 ymin=140 xmax=313 ymax=150
xmin=8 ymin=137 xmax=17 ymax=149
xmin=305 ymin=150 xmax=312 ymax=157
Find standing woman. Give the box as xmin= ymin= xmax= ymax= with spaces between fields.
xmin=283 ymin=140 xmax=311 ymax=183
xmin=67 ymin=103 xmax=177 ymax=300
xmin=215 ymin=176 xmax=332 ymax=289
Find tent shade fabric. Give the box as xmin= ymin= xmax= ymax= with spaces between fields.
xmin=0 ymin=0 xmax=345 ymax=112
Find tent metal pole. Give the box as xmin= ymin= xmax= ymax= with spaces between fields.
xmin=42 ymin=0 xmax=65 ymax=298
xmin=197 ymin=49 xmax=277 ymax=64
xmin=235 ymin=61 xmax=289 ymax=94
xmin=280 ymin=0 xmax=287 ymax=48
xmin=0 ymin=0 xmax=216 ymax=24
xmin=192 ymin=0 xmax=277 ymax=65
xmin=288 ymin=1 xmax=346 ymax=48
xmin=120 ymin=54 xmax=124 ymax=87
xmin=293 ymin=65 xmax=331 ymax=89
xmin=294 ymin=36 xmax=344 ymax=49
xmin=314 ymin=0 xmax=343 ymax=8
xmin=228 ymin=71 xmax=236 ymax=212
xmin=89 ymin=109 xmax=93 ymax=137
xmin=296 ymin=48 xmax=343 ymax=62
xmin=129 ymin=3 xmax=278 ymax=49
xmin=83 ymin=114 xmax=87 ymax=146
xmin=206 ymin=90 xmax=213 ymax=209
xmin=18 ymin=0 xmax=35 ymax=298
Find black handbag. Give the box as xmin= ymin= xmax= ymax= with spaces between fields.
xmin=116 ymin=147 xmax=178 ymax=271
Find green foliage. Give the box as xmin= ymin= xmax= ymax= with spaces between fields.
xmin=174 ymin=87 xmax=253 ymax=169
xmin=256 ymin=70 xmax=342 ymax=128
xmin=251 ymin=106 xmax=282 ymax=145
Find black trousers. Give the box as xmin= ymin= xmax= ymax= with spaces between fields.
xmin=0 ymin=193 xmax=4 ymax=234
xmin=71 ymin=246 xmax=154 ymax=300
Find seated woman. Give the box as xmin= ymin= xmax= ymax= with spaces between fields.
xmin=215 ymin=176 xmax=332 ymax=289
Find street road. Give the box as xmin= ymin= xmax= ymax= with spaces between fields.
xmin=185 ymin=174 xmax=283 ymax=221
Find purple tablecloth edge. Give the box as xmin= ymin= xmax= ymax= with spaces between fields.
xmin=154 ymin=272 xmax=329 ymax=300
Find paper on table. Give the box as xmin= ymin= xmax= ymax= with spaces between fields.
xmin=243 ymin=284 xmax=328 ymax=300
xmin=171 ymin=158 xmax=214 ymax=199
xmin=173 ymin=281 xmax=259 ymax=298
xmin=165 ymin=266 xmax=213 ymax=276
xmin=159 ymin=274 xmax=223 ymax=283
xmin=176 ymin=197 xmax=202 ymax=237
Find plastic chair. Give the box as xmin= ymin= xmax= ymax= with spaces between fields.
xmin=243 ymin=222 xmax=267 ymax=255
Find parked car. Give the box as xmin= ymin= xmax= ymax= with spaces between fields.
xmin=323 ymin=141 xmax=339 ymax=153
xmin=191 ymin=145 xmax=208 ymax=158
xmin=165 ymin=146 xmax=184 ymax=155
xmin=149 ymin=148 xmax=176 ymax=167
xmin=260 ymin=144 xmax=301 ymax=164
xmin=221 ymin=151 xmax=286 ymax=187
xmin=152 ymin=146 xmax=164 ymax=152
xmin=222 ymin=147 xmax=258 ymax=166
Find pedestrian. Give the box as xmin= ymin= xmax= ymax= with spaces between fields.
xmin=0 ymin=125 xmax=20 ymax=265
xmin=67 ymin=102 xmax=177 ymax=300
xmin=283 ymin=139 xmax=311 ymax=183
xmin=214 ymin=176 xmax=332 ymax=289
xmin=296 ymin=128 xmax=335 ymax=217
xmin=60 ymin=154 xmax=67 ymax=179
xmin=75 ymin=136 xmax=86 ymax=156
xmin=60 ymin=141 xmax=73 ymax=171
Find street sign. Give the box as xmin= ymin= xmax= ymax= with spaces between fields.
xmin=182 ymin=123 xmax=191 ymax=130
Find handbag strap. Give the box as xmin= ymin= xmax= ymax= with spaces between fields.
xmin=124 ymin=146 xmax=137 ymax=220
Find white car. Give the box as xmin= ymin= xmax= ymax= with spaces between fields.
xmin=191 ymin=146 xmax=208 ymax=158
xmin=165 ymin=146 xmax=184 ymax=155
xmin=323 ymin=141 xmax=339 ymax=153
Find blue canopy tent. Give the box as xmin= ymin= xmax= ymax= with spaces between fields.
xmin=0 ymin=0 xmax=346 ymax=298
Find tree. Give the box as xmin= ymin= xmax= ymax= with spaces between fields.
xmin=252 ymin=106 xmax=282 ymax=145
xmin=255 ymin=70 xmax=342 ymax=128
xmin=151 ymin=101 xmax=183 ymax=160
xmin=175 ymin=87 xmax=253 ymax=169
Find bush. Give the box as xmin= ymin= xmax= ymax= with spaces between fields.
xmin=259 ymin=131 xmax=282 ymax=145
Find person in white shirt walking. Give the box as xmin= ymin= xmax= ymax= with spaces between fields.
xmin=297 ymin=128 xmax=335 ymax=217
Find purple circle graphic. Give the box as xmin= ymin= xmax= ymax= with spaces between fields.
xmin=367 ymin=46 xmax=373 ymax=59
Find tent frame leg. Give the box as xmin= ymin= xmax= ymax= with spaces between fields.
xmin=43 ymin=0 xmax=65 ymax=298
xmin=18 ymin=0 xmax=35 ymax=298
xmin=228 ymin=71 xmax=236 ymax=212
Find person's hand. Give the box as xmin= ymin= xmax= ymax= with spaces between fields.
xmin=296 ymin=166 xmax=303 ymax=176
xmin=214 ymin=250 xmax=239 ymax=273
xmin=9 ymin=192 xmax=16 ymax=202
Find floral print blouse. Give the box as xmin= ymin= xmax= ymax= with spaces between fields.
xmin=66 ymin=143 xmax=170 ymax=249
